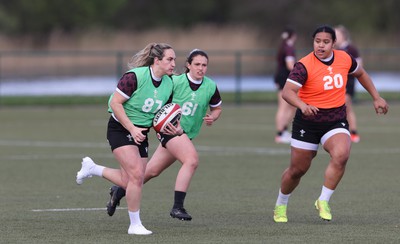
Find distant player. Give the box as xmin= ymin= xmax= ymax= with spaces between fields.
xmin=335 ymin=25 xmax=362 ymax=143
xmin=274 ymin=27 xmax=297 ymax=144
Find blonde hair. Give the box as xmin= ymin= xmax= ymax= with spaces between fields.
xmin=128 ymin=43 xmax=173 ymax=69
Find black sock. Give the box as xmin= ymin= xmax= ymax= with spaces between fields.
xmin=173 ymin=191 xmax=186 ymax=209
xmin=117 ymin=186 xmax=126 ymax=198
xmin=277 ymin=126 xmax=288 ymax=136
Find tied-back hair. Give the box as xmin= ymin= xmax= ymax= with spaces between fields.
xmin=128 ymin=43 xmax=173 ymax=69
xmin=184 ymin=49 xmax=209 ymax=73
xmin=335 ymin=25 xmax=351 ymax=42
xmin=312 ymin=25 xmax=336 ymax=42
xmin=281 ymin=27 xmax=296 ymax=40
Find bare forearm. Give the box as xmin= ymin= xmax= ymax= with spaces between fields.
xmin=204 ymin=106 xmax=222 ymax=126
xmin=356 ymin=72 xmax=380 ymax=100
xmin=282 ymin=89 xmax=305 ymax=110
xmin=210 ymin=107 xmax=222 ymax=121
xmin=111 ymin=103 xmax=135 ymax=131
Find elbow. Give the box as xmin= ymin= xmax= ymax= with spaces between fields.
xmin=281 ymin=89 xmax=290 ymax=103
xmin=109 ymin=101 xmax=118 ymax=112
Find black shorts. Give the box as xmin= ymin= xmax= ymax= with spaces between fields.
xmin=106 ymin=116 xmax=149 ymax=157
xmin=291 ymin=116 xmax=350 ymax=151
xmin=346 ymin=77 xmax=355 ymax=97
xmin=156 ymin=131 xmax=186 ymax=148
xmin=274 ymin=70 xmax=290 ymax=90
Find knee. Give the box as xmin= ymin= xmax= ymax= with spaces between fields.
xmin=184 ymin=155 xmax=199 ymax=171
xmin=126 ymin=168 xmax=145 ymax=186
xmin=331 ymin=147 xmax=350 ymax=166
xmin=285 ymin=166 xmax=307 ymax=179
xmin=146 ymin=167 xmax=162 ymax=179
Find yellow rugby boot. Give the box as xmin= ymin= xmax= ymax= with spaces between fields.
xmin=315 ymin=200 xmax=332 ymax=221
xmin=273 ymin=205 xmax=288 ymax=223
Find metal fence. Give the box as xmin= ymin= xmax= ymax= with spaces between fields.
xmin=0 ymin=48 xmax=399 ymax=103
xmin=1 ymin=48 xmax=399 ymax=79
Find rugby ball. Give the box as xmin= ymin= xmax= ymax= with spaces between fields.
xmin=153 ymin=103 xmax=182 ymax=133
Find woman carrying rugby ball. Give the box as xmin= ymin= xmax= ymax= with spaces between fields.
xmin=107 ymin=49 xmax=222 ymax=222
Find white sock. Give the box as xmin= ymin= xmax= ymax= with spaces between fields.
xmin=91 ymin=164 xmax=105 ymax=177
xmin=318 ymin=185 xmax=335 ymax=202
xmin=129 ymin=210 xmax=142 ymax=226
xmin=275 ymin=189 xmax=291 ymax=206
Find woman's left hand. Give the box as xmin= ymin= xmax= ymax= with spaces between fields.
xmin=203 ymin=114 xmax=215 ymax=126
xmin=163 ymin=121 xmax=184 ymax=136
xmin=374 ymin=97 xmax=389 ymax=115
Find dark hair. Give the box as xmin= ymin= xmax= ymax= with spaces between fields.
xmin=185 ymin=49 xmax=209 ymax=73
xmin=312 ymin=25 xmax=336 ymax=42
xmin=281 ymin=26 xmax=296 ymax=40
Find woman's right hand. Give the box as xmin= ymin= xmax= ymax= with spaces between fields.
xmin=130 ymin=126 xmax=147 ymax=144
xmin=300 ymin=104 xmax=319 ymax=117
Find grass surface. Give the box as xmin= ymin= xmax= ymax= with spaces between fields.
xmin=0 ymin=103 xmax=399 ymax=243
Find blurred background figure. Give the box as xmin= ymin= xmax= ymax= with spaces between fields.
xmin=274 ymin=27 xmax=297 ymax=144
xmin=335 ymin=25 xmax=361 ymax=143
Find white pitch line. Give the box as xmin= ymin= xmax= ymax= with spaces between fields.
xmin=1 ymin=140 xmax=400 ymax=159
xmin=31 ymin=207 xmax=127 ymax=212
xmin=0 ymin=140 xmax=108 ymax=148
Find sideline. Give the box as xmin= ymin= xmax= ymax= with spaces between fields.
xmin=31 ymin=207 xmax=127 ymax=212
xmin=1 ymin=139 xmax=400 ymax=158
xmin=0 ymin=139 xmax=290 ymax=156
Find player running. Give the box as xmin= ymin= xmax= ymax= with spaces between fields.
xmin=106 ymin=49 xmax=222 ymax=221
xmin=273 ymin=25 xmax=388 ymax=223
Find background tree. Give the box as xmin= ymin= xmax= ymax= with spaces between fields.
xmin=0 ymin=0 xmax=399 ymax=46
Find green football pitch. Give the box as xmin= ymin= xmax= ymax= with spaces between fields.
xmin=1 ymin=103 xmax=399 ymax=243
